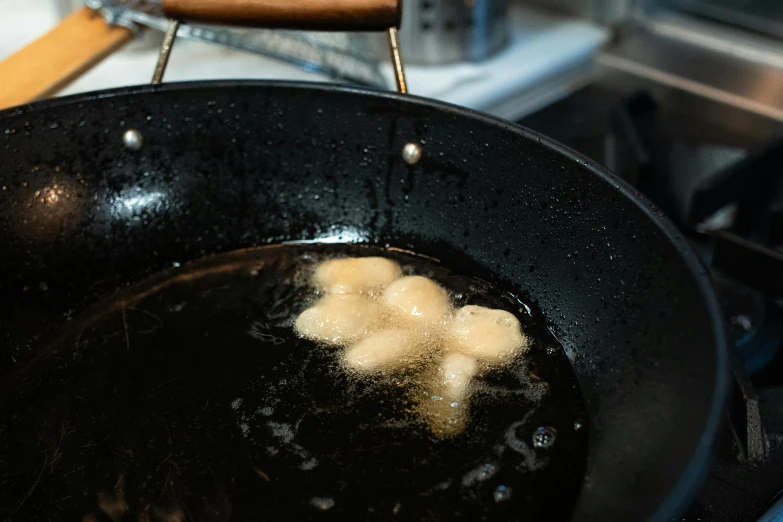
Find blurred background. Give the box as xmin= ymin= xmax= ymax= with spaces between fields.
xmin=1 ymin=0 xmax=782 ymax=123
xmin=2 ymin=1 xmax=783 ymax=521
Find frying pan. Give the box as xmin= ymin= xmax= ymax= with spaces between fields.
xmin=0 ymin=1 xmax=728 ymax=521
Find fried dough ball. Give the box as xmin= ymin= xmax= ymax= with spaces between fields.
xmin=314 ymin=257 xmax=402 ymax=294
xmin=420 ymin=398 xmax=470 ymax=439
xmin=447 ymin=305 xmax=528 ymax=365
xmin=343 ymin=329 xmax=421 ymax=372
xmin=383 ymin=276 xmax=451 ymax=325
xmin=295 ymin=294 xmax=380 ymax=346
xmin=438 ymin=352 xmax=479 ymax=402
xmin=419 ymin=353 xmax=479 ymax=437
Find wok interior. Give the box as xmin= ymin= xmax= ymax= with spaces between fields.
xmin=0 ymin=82 xmax=726 ymax=521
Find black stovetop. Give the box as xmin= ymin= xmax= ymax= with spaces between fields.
xmin=518 ymin=72 xmax=783 ymax=522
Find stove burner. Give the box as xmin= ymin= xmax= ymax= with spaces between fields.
xmin=603 ymin=91 xmax=783 ymax=376
xmin=715 ymin=274 xmax=783 ymax=376
xmin=518 ymin=84 xmax=783 ymax=521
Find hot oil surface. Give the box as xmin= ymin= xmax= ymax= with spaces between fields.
xmin=0 ymin=245 xmax=587 ymax=521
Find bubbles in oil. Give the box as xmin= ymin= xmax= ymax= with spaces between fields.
xmin=0 ymin=243 xmax=588 ymax=522
xmin=494 ymin=485 xmax=513 ymax=502
xmin=461 ymin=462 xmax=499 ymax=487
xmin=292 ymin=249 xmax=551 ymax=442
xmin=310 ymin=497 xmax=335 ymax=511
xmin=533 ymin=426 xmax=558 ymax=449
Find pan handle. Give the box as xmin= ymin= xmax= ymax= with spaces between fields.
xmin=153 ymin=0 xmax=408 ymax=93
xmin=161 ymin=0 xmax=401 ymax=31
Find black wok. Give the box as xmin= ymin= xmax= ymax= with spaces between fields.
xmin=0 ymin=81 xmax=728 ymax=521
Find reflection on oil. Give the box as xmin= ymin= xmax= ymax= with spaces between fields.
xmin=81 ymin=479 xmax=187 ymax=522
xmin=111 ymin=189 xmax=166 ymax=217
xmin=299 ymin=225 xmax=371 ymax=244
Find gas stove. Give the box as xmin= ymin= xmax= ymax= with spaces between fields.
xmin=518 ymin=72 xmax=783 ymax=522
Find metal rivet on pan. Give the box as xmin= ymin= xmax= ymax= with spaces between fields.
xmin=123 ymin=129 xmax=144 ymax=152
xmin=532 ymin=426 xmax=556 ymax=448
xmin=402 ymin=142 xmax=422 ymax=165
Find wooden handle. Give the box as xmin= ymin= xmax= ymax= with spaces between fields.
xmin=0 ymin=8 xmax=133 ymax=111
xmin=162 ymin=0 xmax=401 ymax=31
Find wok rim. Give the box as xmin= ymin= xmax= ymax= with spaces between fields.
xmin=0 ymin=80 xmax=729 ymax=521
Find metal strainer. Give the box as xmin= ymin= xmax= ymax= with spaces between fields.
xmin=87 ymin=0 xmax=387 ymax=87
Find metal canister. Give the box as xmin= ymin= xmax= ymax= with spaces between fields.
xmin=397 ymin=0 xmax=510 ymax=64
